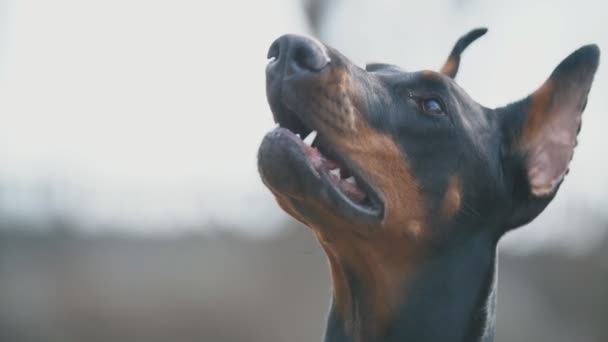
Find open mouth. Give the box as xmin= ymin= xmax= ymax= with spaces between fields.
xmin=264 ymin=108 xmax=384 ymax=220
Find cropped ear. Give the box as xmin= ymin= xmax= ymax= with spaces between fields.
xmin=440 ymin=28 xmax=487 ymax=78
xmin=500 ymin=45 xmax=600 ymax=228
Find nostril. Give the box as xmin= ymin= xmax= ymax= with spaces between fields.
xmin=267 ymin=39 xmax=280 ymax=61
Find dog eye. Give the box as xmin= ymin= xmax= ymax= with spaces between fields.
xmin=420 ymin=98 xmax=444 ymax=115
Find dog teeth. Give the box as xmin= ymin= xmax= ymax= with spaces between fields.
xmin=295 ymin=133 xmax=301 ymax=139
xmin=303 ymin=130 xmax=318 ymax=146
xmin=345 ymin=176 xmax=356 ymax=184
xmin=330 ymin=168 xmax=340 ymax=177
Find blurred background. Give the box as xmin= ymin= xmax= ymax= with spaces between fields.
xmin=0 ymin=0 xmax=606 ymax=341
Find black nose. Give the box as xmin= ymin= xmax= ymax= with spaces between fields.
xmin=267 ymin=34 xmax=330 ymax=72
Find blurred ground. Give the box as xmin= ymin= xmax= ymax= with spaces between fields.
xmin=1 ymin=221 xmax=607 ymax=342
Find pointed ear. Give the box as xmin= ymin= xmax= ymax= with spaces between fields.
xmin=440 ymin=28 xmax=487 ymax=78
xmin=500 ymin=45 xmax=599 ymax=228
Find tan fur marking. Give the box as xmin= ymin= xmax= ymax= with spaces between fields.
xmin=406 ymin=220 xmax=424 ymax=240
xmin=440 ymin=57 xmax=457 ymax=76
xmin=317 ymin=228 xmax=421 ymax=338
xmin=421 ymin=69 xmax=443 ymax=80
xmin=520 ymin=81 xmax=553 ymax=147
xmin=270 ymin=68 xmax=428 ymax=337
xmin=441 ymin=176 xmax=461 ymax=218
xmin=306 ymin=76 xmax=427 ymax=334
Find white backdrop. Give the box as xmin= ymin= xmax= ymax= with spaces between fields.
xmin=0 ymin=0 xmax=308 ymax=233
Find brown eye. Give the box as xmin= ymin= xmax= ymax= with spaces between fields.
xmin=420 ymin=98 xmax=445 ymax=115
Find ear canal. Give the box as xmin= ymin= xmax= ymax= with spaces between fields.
xmin=508 ymin=44 xmax=600 ymax=197
xmin=440 ymin=28 xmax=487 ymax=78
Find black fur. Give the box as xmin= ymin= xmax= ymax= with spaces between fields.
xmin=258 ymin=30 xmax=600 ymax=342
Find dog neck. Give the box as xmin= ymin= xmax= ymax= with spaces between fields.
xmin=321 ymin=231 xmax=498 ymax=342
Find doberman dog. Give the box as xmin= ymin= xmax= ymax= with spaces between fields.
xmin=257 ymin=28 xmax=599 ymax=342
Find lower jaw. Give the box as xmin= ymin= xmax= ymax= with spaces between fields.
xmin=260 ymin=125 xmax=383 ymax=223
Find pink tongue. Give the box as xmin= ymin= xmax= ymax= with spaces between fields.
xmin=304 ymin=144 xmax=337 ymax=170
xmin=303 ymin=144 xmax=366 ymax=203
xmin=329 ymin=173 xmax=366 ymax=203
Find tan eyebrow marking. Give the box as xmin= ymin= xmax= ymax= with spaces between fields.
xmin=441 ymin=176 xmax=461 ymax=219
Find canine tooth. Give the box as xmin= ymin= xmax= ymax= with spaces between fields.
xmin=303 ymin=130 xmax=317 ymax=146
xmin=295 ymin=133 xmax=301 ymax=139
xmin=345 ymin=176 xmax=356 ymax=184
xmin=330 ymin=168 xmax=340 ymax=177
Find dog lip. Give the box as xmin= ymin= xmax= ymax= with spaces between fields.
xmin=260 ymin=114 xmax=384 ymax=221
xmin=314 ymin=135 xmax=384 ymax=218
xmin=263 ymin=51 xmax=384 ymax=221
xmin=258 ymin=127 xmax=320 ymax=198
